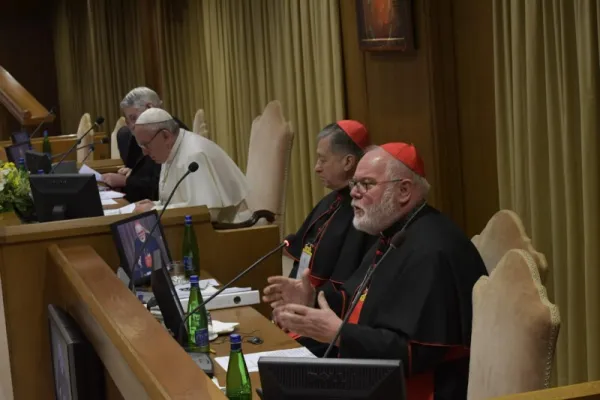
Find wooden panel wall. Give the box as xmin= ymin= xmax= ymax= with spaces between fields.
xmin=340 ymin=0 xmax=498 ymax=236
xmin=0 ymin=1 xmax=60 ymax=139
xmin=452 ymin=0 xmax=499 ymax=236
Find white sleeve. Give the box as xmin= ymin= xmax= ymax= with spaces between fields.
xmin=152 ymin=152 xmax=224 ymax=212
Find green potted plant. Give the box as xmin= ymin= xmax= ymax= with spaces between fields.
xmin=0 ymin=161 xmax=35 ymax=222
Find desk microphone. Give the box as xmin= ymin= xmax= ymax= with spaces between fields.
xmin=80 ymin=145 xmax=95 ymax=165
xmin=128 ymin=161 xmax=199 ymax=293
xmin=29 ymin=106 xmax=56 ymax=139
xmin=177 ymin=234 xmax=296 ymax=346
xmin=51 ymin=116 xmax=104 ymax=174
xmin=321 ymin=230 xmax=405 ymax=358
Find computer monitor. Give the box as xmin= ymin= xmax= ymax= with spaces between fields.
xmin=53 ymin=160 xmax=78 ymax=174
xmin=149 ymin=248 xmax=188 ymax=341
xmin=25 ymin=150 xmax=52 ymax=174
xmin=29 ymin=174 xmax=104 ymax=222
xmin=147 ymin=247 xmax=214 ymax=376
xmin=11 ymin=131 xmax=30 ymax=144
xmin=110 ymin=210 xmax=173 ymax=285
xmin=258 ymin=357 xmax=405 ymax=400
xmin=47 ymin=304 xmax=105 ymax=400
xmin=5 ymin=142 xmax=31 ymax=164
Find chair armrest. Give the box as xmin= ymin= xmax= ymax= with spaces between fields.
xmin=212 ymin=209 xmax=276 ymax=230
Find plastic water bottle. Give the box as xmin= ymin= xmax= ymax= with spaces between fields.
xmin=225 ymin=333 xmax=252 ymax=399
xmin=181 ymin=215 xmax=200 ymax=278
xmin=37 ymin=169 xmax=45 ymax=175
xmin=187 ymin=275 xmax=210 ymax=353
xmin=17 ymin=158 xmax=26 ymax=172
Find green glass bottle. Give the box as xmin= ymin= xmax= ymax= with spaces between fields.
xmin=182 ymin=215 xmax=200 ymax=278
xmin=17 ymin=158 xmax=26 ymax=172
xmin=42 ymin=130 xmax=52 ymax=157
xmin=225 ymin=334 xmax=252 ymax=399
xmin=186 ymin=275 xmax=210 ymax=353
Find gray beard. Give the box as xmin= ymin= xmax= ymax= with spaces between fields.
xmin=352 ymin=186 xmax=400 ymax=235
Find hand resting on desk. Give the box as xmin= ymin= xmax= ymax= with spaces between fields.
xmin=117 ymin=167 xmax=132 ymax=177
xmin=102 ymin=173 xmax=127 ymax=188
xmin=134 ymin=199 xmax=154 ymax=213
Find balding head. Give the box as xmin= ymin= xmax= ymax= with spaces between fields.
xmin=350 ymin=146 xmax=430 ymax=235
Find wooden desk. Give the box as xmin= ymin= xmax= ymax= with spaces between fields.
xmin=85 ymin=158 xmax=123 ymax=174
xmin=0 ymin=132 xmax=111 ymax=162
xmin=210 ymin=307 xmax=299 ymax=399
xmin=49 ymin=244 xmax=226 ymax=399
xmin=0 ymin=195 xmax=129 ymax=227
xmin=0 ymin=212 xmax=21 ymax=227
xmin=0 ymin=206 xmax=280 ymax=399
xmin=494 ymin=381 xmax=600 ymax=399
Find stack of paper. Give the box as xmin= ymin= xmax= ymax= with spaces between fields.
xmin=79 ymin=164 xmax=104 ymax=182
xmin=100 ymin=191 xmax=126 ymax=200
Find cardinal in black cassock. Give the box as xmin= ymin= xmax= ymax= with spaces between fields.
xmin=283 ymin=120 xmax=377 ymax=356
xmin=265 ymin=142 xmax=487 ymax=400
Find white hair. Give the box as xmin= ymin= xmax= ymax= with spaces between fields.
xmin=386 ymin=157 xmax=431 ymax=197
xmin=365 ymin=145 xmax=431 ymax=197
xmin=120 ymin=87 xmax=163 ymax=109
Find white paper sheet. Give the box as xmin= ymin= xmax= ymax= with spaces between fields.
xmin=200 ymin=278 xmax=219 ymax=289
xmin=79 ymin=164 xmax=103 ymax=182
xmin=102 ymin=203 xmax=135 ymax=216
xmin=174 ymin=281 xmax=250 ymax=300
xmin=215 ymin=347 xmax=316 ymax=373
xmin=101 ymin=199 xmax=117 ymax=206
xmin=174 ymin=279 xmax=219 ymax=297
xmin=118 ymin=203 xmax=136 ymax=214
xmin=100 ymin=190 xmax=126 ymax=200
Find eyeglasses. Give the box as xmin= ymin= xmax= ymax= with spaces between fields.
xmin=348 ymin=178 xmax=404 ymax=193
xmin=136 ymin=128 xmax=165 ymax=150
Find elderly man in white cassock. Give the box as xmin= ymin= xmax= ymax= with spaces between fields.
xmin=132 ymin=108 xmax=252 ymax=223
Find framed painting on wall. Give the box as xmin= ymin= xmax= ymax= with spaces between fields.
xmin=356 ymin=0 xmax=415 ymax=52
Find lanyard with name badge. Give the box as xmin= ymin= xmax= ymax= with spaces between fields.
xmin=296 ymin=204 xmax=342 ymax=279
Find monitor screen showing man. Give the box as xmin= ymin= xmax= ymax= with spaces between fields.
xmin=111 ymin=211 xmax=171 ymax=282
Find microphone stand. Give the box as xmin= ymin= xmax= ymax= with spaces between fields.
xmin=29 ymin=107 xmax=56 ymax=140
xmin=51 ymin=117 xmax=103 ymax=174
xmin=128 ymin=165 xmax=197 ymax=293
xmin=80 ymin=145 xmax=95 ymax=165
xmin=177 ymin=239 xmax=292 ymax=346
xmin=322 ymin=230 xmax=404 ymax=358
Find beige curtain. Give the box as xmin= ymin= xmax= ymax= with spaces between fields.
xmin=53 ymin=0 xmax=145 ymax=134
xmin=156 ymin=0 xmax=345 ymax=233
xmin=494 ymin=0 xmax=600 ymax=386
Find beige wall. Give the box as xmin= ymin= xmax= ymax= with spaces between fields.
xmin=340 ymin=0 xmax=498 ymax=236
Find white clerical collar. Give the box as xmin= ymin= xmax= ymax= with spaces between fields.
xmin=166 ymin=128 xmax=185 ymax=163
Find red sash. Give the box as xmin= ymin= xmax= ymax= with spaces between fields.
xmin=348 ymin=288 xmax=368 ymax=325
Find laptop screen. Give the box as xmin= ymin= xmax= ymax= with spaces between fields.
xmin=110 ymin=211 xmax=172 ymax=282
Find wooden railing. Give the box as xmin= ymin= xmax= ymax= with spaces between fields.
xmin=0 ymin=65 xmax=55 ymax=126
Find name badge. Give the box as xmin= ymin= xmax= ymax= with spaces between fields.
xmin=296 ymin=244 xmax=313 ymax=279
xmin=359 ymin=289 xmax=368 ymax=302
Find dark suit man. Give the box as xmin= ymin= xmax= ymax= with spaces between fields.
xmin=103 ymin=87 xmax=189 ymax=203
